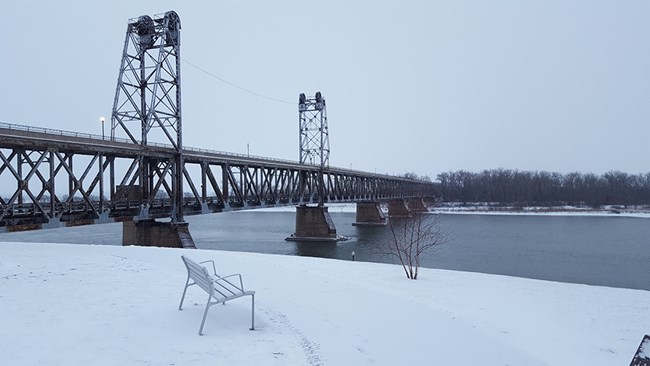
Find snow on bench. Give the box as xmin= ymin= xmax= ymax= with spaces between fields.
xmin=178 ymin=255 xmax=255 ymax=335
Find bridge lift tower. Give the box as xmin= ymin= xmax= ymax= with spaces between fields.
xmin=287 ymin=92 xmax=342 ymax=242
xmin=298 ymin=91 xmax=329 ymax=206
xmin=111 ymin=11 xmax=194 ymax=248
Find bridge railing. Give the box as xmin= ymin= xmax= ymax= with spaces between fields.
xmin=0 ymin=121 xmax=412 ymax=180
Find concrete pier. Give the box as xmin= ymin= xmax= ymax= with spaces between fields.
xmin=388 ymin=199 xmax=411 ymax=218
xmin=407 ymin=198 xmax=428 ymax=212
xmin=123 ymin=219 xmax=196 ymax=248
xmin=286 ymin=205 xmax=340 ymax=242
xmin=353 ymin=201 xmax=386 ymax=226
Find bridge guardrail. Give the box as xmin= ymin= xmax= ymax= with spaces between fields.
xmin=0 ymin=121 xmax=422 ymax=182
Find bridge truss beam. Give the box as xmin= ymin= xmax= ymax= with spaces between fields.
xmin=0 ymin=124 xmax=436 ymax=231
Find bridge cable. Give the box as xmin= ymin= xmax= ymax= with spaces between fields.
xmin=181 ymin=58 xmax=296 ymax=105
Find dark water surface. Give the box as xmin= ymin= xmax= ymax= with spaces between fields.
xmin=2 ymin=210 xmax=649 ymax=291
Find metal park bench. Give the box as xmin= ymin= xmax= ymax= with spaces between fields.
xmin=179 ymin=255 xmax=255 ymax=335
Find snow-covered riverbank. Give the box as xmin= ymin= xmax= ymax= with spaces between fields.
xmin=1 ymin=242 xmax=648 ymax=365
xmin=253 ymin=202 xmax=650 ymax=218
xmin=433 ymin=207 xmax=650 ymax=218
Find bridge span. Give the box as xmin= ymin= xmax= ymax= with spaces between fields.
xmin=0 ymin=122 xmax=437 ymax=233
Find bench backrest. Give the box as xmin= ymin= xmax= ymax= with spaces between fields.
xmin=181 ymin=256 xmax=214 ymax=295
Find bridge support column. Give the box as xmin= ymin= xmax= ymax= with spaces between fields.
xmin=353 ymin=201 xmax=386 ymax=226
xmin=42 ymin=218 xmax=63 ymax=229
xmin=122 ymin=219 xmax=196 ymax=249
xmin=286 ymin=205 xmax=341 ymax=242
xmin=388 ymin=199 xmax=411 ymax=218
xmin=407 ymin=198 xmax=428 ymax=212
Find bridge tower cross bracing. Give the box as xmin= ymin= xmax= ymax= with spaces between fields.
xmin=110 ymin=11 xmax=184 ymax=223
xmin=298 ymin=92 xmax=329 ymax=205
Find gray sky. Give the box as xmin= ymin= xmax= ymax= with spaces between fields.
xmin=2 ymin=0 xmax=650 ymax=179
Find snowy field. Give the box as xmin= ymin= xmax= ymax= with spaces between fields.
xmin=432 ymin=203 xmax=650 ymax=218
xmin=1 ymin=242 xmax=649 ymax=365
xmin=434 ymin=209 xmax=650 ymax=218
xmin=257 ymin=202 xmax=650 ymax=218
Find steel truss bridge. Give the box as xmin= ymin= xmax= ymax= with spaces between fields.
xmin=0 ymin=122 xmax=436 ymax=231
xmin=0 ymin=11 xmax=436 ymax=233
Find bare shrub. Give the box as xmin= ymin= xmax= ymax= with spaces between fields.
xmin=384 ymin=212 xmax=447 ymax=280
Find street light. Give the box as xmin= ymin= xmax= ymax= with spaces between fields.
xmin=100 ymin=116 xmax=105 ymax=140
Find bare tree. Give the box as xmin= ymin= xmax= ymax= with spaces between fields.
xmin=384 ymin=212 xmax=447 ymax=280
xmin=437 ymin=169 xmax=650 ymax=207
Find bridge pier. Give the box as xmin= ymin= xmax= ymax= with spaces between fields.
xmin=353 ymin=201 xmax=386 ymax=226
xmin=123 ymin=219 xmax=196 ymax=249
xmin=42 ymin=218 xmax=63 ymax=229
xmin=407 ymin=198 xmax=428 ymax=212
xmin=388 ymin=199 xmax=411 ymax=218
xmin=286 ymin=205 xmax=341 ymax=242
xmin=200 ymin=202 xmax=212 ymax=215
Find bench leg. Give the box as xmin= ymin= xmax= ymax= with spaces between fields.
xmin=198 ymin=294 xmax=212 ymax=336
xmin=178 ymin=276 xmax=190 ymax=310
xmin=250 ymin=293 xmax=255 ymax=331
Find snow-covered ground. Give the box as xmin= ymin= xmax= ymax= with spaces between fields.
xmin=434 ymin=208 xmax=650 ymax=218
xmin=1 ymin=242 xmax=648 ymax=365
xmin=257 ymin=202 xmax=650 ymax=218
xmin=433 ymin=203 xmax=650 ymax=218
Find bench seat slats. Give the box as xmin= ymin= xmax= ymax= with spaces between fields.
xmin=184 ymin=261 xmax=214 ymax=294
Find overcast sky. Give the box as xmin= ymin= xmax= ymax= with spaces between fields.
xmin=2 ymin=0 xmax=650 ymax=179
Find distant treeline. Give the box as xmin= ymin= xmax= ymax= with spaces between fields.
xmin=435 ymin=169 xmax=650 ymax=206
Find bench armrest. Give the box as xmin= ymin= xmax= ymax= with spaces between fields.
xmin=214 ymin=273 xmax=245 ymax=291
xmin=199 ymin=260 xmax=218 ymax=277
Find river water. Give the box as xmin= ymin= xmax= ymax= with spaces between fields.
xmin=2 ymin=207 xmax=649 ymax=291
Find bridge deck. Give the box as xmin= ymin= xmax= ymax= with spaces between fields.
xmin=0 ymin=122 xmax=438 ymax=231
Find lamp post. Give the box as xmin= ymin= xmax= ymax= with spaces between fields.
xmin=100 ymin=116 xmax=105 ymax=140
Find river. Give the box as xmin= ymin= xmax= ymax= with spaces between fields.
xmin=2 ymin=206 xmax=648 ymax=291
